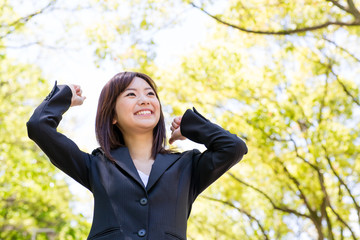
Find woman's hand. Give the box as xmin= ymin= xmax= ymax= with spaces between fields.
xmin=169 ymin=116 xmax=186 ymax=144
xmin=68 ymin=84 xmax=86 ymax=107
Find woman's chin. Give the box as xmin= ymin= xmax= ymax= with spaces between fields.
xmin=134 ymin=122 xmax=158 ymax=131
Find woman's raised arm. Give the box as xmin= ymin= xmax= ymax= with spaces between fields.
xmin=173 ymin=108 xmax=247 ymax=198
xmin=27 ymin=82 xmax=91 ymax=190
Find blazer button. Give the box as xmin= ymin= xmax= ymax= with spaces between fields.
xmin=137 ymin=229 xmax=146 ymax=237
xmin=140 ymin=197 xmax=148 ymax=206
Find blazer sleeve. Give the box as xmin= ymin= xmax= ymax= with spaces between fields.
xmin=180 ymin=108 xmax=248 ymax=197
xmin=26 ymin=82 xmax=91 ymax=190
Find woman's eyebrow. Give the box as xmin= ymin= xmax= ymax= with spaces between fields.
xmin=125 ymin=88 xmax=137 ymax=91
xmin=125 ymin=87 xmax=153 ymax=91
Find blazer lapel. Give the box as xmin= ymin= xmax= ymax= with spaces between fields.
xmin=146 ymin=153 xmax=181 ymax=191
xmin=110 ymin=147 xmax=145 ymax=188
xmin=110 ymin=147 xmax=182 ymax=191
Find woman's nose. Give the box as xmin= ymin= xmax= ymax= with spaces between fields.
xmin=138 ymin=95 xmax=150 ymax=105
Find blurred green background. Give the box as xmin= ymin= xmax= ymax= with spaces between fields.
xmin=1 ymin=0 xmax=360 ymax=239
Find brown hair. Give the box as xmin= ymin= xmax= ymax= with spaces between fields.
xmin=95 ymin=72 xmax=170 ymax=162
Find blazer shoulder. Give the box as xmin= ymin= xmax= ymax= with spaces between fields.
xmin=92 ymin=147 xmax=105 ymax=156
xmin=91 ymin=147 xmax=112 ymax=164
xmin=175 ymin=149 xmax=201 ymax=160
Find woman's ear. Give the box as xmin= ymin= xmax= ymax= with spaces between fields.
xmin=112 ymin=119 xmax=117 ymax=125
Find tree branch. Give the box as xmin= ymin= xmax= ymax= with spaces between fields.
xmin=323 ymin=36 xmax=360 ymax=62
xmin=287 ymin=89 xmax=313 ymax=131
xmin=309 ymin=54 xmax=360 ymax=107
xmin=326 ymin=0 xmax=351 ymax=14
xmin=321 ymin=198 xmax=334 ymax=240
xmin=251 ymin=120 xmax=321 ymax=173
xmin=346 ymin=0 xmax=360 ymax=20
xmin=190 ymin=2 xmax=360 ymax=35
xmin=329 ymin=67 xmax=360 ymax=106
xmin=275 ymin=159 xmax=316 ymax=215
xmin=317 ymin=66 xmax=330 ymax=125
xmin=275 ymin=158 xmax=330 ymax=240
xmin=317 ymin=169 xmax=333 ymax=240
xmin=328 ymin=202 xmax=358 ymax=240
xmin=315 ymin=160 xmax=357 ymax=240
xmin=201 ymin=195 xmax=270 ymax=240
xmin=228 ymin=172 xmax=311 ymax=219
xmin=270 ymin=133 xmax=320 ymax=173
xmin=0 ymin=0 xmax=57 ymax=40
xmin=0 ymin=42 xmax=40 ymax=49
xmin=322 ymin=145 xmax=360 ymax=224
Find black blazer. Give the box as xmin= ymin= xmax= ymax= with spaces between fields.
xmin=27 ymin=83 xmax=248 ymax=240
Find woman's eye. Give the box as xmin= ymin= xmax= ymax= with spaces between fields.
xmin=147 ymin=92 xmax=155 ymax=96
xmin=126 ymin=92 xmax=136 ymax=97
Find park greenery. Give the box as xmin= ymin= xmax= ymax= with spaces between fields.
xmin=1 ymin=0 xmax=359 ymax=239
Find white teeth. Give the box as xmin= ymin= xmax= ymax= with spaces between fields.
xmin=136 ymin=110 xmax=151 ymax=115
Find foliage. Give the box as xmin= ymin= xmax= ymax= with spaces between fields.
xmin=0 ymin=1 xmax=90 ymax=239
xmin=155 ymin=1 xmax=360 ymax=239
xmin=2 ymin=0 xmax=360 ymax=239
xmin=85 ymin=0 xmax=187 ymax=70
xmin=0 ymin=57 xmax=90 ymax=239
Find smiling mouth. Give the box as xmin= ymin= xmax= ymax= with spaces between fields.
xmin=135 ymin=110 xmax=152 ymax=115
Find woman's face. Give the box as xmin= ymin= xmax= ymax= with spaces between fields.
xmin=113 ymin=77 xmax=161 ymax=136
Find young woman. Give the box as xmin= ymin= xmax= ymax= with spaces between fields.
xmin=27 ymin=71 xmax=247 ymax=240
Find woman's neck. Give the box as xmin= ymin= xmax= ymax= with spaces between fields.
xmin=123 ymin=132 xmax=154 ymax=162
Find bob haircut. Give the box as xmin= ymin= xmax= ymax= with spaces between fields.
xmin=95 ymin=71 xmax=170 ymax=162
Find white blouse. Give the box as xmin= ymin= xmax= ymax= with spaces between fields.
xmin=137 ymin=170 xmax=149 ymax=187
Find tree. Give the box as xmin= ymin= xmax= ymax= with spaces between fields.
xmin=154 ymin=0 xmax=360 ymax=239
xmin=190 ymin=0 xmax=360 ymax=35
xmin=0 ymin=0 xmax=185 ymax=238
xmin=0 ymin=58 xmax=90 ymax=239
xmin=3 ymin=0 xmax=360 ymax=239
xmin=0 ymin=1 xmax=90 ymax=239
xmin=0 ymin=0 xmax=180 ymax=238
